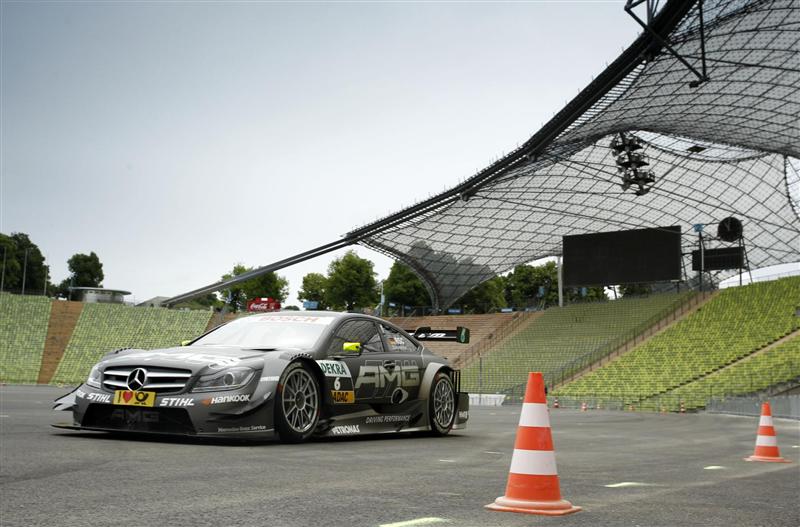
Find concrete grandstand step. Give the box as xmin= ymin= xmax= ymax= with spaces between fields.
xmin=37 ymin=300 xmax=84 ymax=384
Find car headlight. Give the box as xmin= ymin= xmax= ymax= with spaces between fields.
xmin=192 ymin=367 xmax=255 ymax=392
xmin=86 ymin=365 xmax=102 ymax=388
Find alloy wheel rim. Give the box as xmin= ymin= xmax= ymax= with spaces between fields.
xmin=433 ymin=378 xmax=455 ymax=428
xmin=282 ymin=369 xmax=318 ymax=433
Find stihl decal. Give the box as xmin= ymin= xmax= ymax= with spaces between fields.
xmin=159 ymin=397 xmax=195 ymax=407
xmin=76 ymin=390 xmax=111 ymax=403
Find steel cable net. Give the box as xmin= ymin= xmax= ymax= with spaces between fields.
xmin=356 ymin=0 xmax=800 ymax=309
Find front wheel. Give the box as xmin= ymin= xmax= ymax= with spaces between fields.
xmin=275 ymin=362 xmax=320 ymax=443
xmin=429 ymin=372 xmax=455 ymax=436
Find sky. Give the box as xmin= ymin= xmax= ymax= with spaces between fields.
xmin=3 ymin=1 xmax=657 ymax=306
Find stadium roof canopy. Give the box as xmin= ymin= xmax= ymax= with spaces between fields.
xmin=349 ymin=0 xmax=800 ymax=309
xmin=165 ymin=0 xmax=799 ymax=309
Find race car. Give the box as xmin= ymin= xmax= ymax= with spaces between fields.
xmin=53 ymin=311 xmax=469 ymax=443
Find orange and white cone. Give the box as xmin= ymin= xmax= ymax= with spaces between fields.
xmin=746 ymin=402 xmax=791 ymax=463
xmin=580 ymin=402 xmax=587 ymax=412
xmin=553 ymin=398 xmax=560 ymax=409
xmin=486 ymin=372 xmax=581 ymax=516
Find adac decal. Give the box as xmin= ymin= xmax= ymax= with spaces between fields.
xmin=159 ymin=397 xmax=195 ymax=407
xmin=201 ymin=394 xmax=251 ymax=406
xmin=317 ymin=360 xmax=351 ymax=378
xmin=355 ymin=361 xmax=420 ymax=389
xmin=76 ymin=390 xmax=112 ymax=403
xmin=113 ymin=390 xmax=156 ymax=407
xmin=331 ymin=425 xmax=360 ymax=435
xmin=331 ymin=390 xmax=355 ymax=404
xmin=458 ymin=410 xmax=469 ymax=421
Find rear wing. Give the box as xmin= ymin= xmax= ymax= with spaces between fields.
xmin=408 ymin=326 xmax=470 ymax=344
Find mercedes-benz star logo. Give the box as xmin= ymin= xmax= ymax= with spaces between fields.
xmin=126 ymin=368 xmax=148 ymax=391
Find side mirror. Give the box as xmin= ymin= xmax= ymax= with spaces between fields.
xmin=342 ymin=342 xmax=361 ymax=354
xmin=180 ymin=339 xmax=191 ymax=347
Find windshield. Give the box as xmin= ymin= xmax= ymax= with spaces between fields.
xmin=192 ymin=315 xmax=334 ymax=350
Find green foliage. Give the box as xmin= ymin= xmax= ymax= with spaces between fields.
xmin=325 ymin=251 xmax=378 ymax=311
xmin=454 ymin=276 xmax=508 ymax=314
xmin=173 ymin=293 xmax=222 ymax=311
xmin=298 ymin=272 xmax=329 ymax=310
xmin=504 ymin=262 xmax=559 ymax=308
xmin=221 ymin=264 xmax=289 ymax=312
xmin=67 ymin=252 xmax=104 ymax=288
xmin=0 ymin=232 xmax=50 ymax=295
xmin=620 ymin=283 xmax=653 ymax=296
xmin=383 ymin=262 xmax=430 ymax=311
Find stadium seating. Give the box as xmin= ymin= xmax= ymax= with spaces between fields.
xmin=461 ymin=292 xmax=693 ymax=394
xmin=555 ymin=277 xmax=800 ymax=408
xmin=51 ymin=303 xmax=211 ymax=385
xmin=642 ymin=335 xmax=800 ymax=411
xmin=0 ymin=294 xmax=52 ymax=383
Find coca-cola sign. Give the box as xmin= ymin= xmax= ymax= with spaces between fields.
xmin=247 ymin=297 xmax=281 ymax=312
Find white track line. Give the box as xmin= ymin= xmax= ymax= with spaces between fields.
xmin=704 ymin=466 xmax=726 ymax=470
xmin=380 ymin=518 xmax=450 ymax=527
xmin=605 ymin=482 xmax=654 ymax=488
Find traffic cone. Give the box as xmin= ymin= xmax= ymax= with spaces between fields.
xmin=486 ymin=372 xmax=581 ymax=516
xmin=580 ymin=402 xmax=587 ymax=412
xmin=746 ymin=402 xmax=791 ymax=463
xmin=553 ymin=398 xmax=560 ymax=409
xmin=679 ymin=402 xmax=685 ymax=413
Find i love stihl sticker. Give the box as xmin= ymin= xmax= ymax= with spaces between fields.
xmin=113 ymin=390 xmax=156 ymax=407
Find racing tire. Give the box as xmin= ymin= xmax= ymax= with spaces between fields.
xmin=428 ymin=371 xmax=456 ymax=436
xmin=275 ymin=362 xmax=321 ymax=443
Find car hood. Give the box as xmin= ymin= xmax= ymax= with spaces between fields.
xmin=99 ymin=345 xmax=276 ymax=374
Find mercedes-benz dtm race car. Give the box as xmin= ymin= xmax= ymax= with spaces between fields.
xmin=53 ymin=312 xmax=470 ymax=443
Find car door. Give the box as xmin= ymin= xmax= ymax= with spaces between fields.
xmin=325 ymin=319 xmax=388 ymax=404
xmin=377 ymin=323 xmax=424 ymax=404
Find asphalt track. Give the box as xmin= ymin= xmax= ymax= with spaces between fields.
xmin=1 ymin=385 xmax=798 ymax=527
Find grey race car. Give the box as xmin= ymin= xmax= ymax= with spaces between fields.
xmin=53 ymin=311 xmax=469 ymax=443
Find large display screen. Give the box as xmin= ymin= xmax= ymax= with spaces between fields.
xmin=563 ymin=226 xmax=682 ymax=286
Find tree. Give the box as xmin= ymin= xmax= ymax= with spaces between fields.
xmin=325 ymin=251 xmax=378 ymax=311
xmin=298 ymin=272 xmax=329 ymax=310
xmin=221 ymin=264 xmax=289 ymax=312
xmin=0 ymin=234 xmax=22 ymax=292
xmin=383 ymin=262 xmax=430 ymax=312
xmin=0 ymin=232 xmax=50 ymax=295
xmin=620 ymin=283 xmax=653 ymax=297
xmin=504 ymin=262 xmax=560 ymax=308
xmin=454 ymin=276 xmax=507 ymax=314
xmin=503 ymin=261 xmax=606 ymax=309
xmin=67 ymin=252 xmax=104 ymax=287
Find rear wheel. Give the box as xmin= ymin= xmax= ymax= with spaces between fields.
xmin=429 ymin=372 xmax=455 ymax=436
xmin=275 ymin=362 xmax=320 ymax=443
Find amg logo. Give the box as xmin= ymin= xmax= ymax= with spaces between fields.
xmin=110 ymin=409 xmax=159 ymax=424
xmin=355 ymin=362 xmax=420 ymax=389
